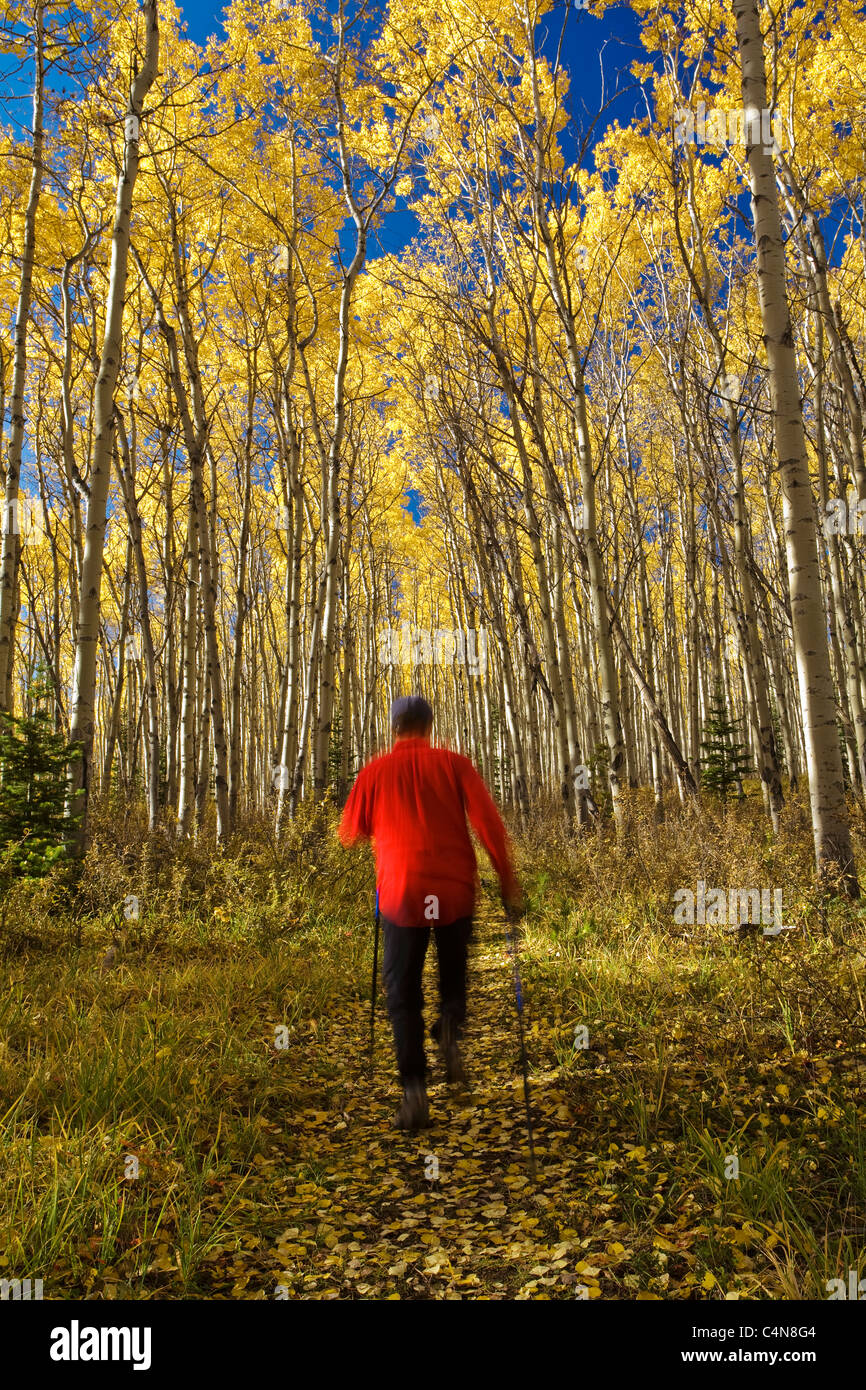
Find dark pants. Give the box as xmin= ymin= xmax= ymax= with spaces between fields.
xmin=381 ymin=914 xmax=473 ymax=1085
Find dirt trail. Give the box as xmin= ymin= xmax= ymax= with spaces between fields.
xmin=266 ymin=903 xmax=598 ymax=1300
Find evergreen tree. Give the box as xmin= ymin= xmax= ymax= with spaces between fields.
xmin=700 ymin=682 xmax=752 ymax=801
xmin=0 ymin=669 xmax=80 ymax=878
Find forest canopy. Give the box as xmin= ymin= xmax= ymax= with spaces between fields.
xmin=0 ymin=0 xmax=864 ymax=889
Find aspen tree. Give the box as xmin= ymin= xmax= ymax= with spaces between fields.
xmin=732 ymin=0 xmax=857 ymax=892
xmin=0 ymin=0 xmax=45 ymax=707
xmin=67 ymin=0 xmax=159 ymax=847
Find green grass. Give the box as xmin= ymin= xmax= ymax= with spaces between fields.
xmin=0 ymin=788 xmax=864 ymax=1298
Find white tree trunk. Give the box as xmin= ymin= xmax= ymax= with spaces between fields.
xmin=0 ymin=0 xmax=45 ymax=706
xmin=68 ymin=1 xmax=159 ymax=845
xmin=733 ymin=0 xmax=857 ymax=891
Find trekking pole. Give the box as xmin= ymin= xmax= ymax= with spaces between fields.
xmin=502 ymin=897 xmax=537 ymax=1179
xmin=368 ymin=888 xmax=380 ymax=1076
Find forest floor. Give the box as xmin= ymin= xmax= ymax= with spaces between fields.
xmin=2 ymin=797 xmax=866 ymax=1300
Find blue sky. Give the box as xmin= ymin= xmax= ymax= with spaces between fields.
xmin=177 ymin=1 xmax=646 ymax=139
xmin=0 ymin=3 xmax=645 ymax=198
xmin=171 ymin=1 xmax=646 ymax=528
xmin=0 ymin=2 xmax=648 ymax=261
xmin=173 ymin=0 xmax=645 ymax=261
xmin=178 ymin=0 xmax=643 ymax=74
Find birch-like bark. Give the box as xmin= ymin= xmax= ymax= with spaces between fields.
xmin=733 ymin=0 xmax=857 ymax=891
xmin=67 ymin=1 xmax=159 ymax=846
xmin=114 ymin=410 xmax=160 ymax=830
xmin=177 ymin=494 xmax=199 ymax=838
xmin=0 ymin=0 xmax=45 ymax=706
xmin=228 ymin=362 xmax=255 ymax=826
xmin=133 ymin=201 xmax=231 ymax=839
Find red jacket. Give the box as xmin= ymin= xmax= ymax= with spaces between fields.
xmin=338 ymin=736 xmax=519 ymax=927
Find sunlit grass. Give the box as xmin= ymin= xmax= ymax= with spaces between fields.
xmin=0 ymin=788 xmax=864 ymax=1298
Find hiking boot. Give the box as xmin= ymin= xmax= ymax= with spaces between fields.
xmin=394 ymin=1079 xmax=430 ymax=1130
xmin=438 ymin=1015 xmax=466 ymax=1086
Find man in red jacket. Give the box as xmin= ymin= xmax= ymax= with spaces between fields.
xmin=339 ymin=695 xmax=522 ymax=1130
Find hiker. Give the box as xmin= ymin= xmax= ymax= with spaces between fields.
xmin=338 ymin=694 xmax=523 ymax=1130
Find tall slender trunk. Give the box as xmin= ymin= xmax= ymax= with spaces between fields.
xmin=732 ymin=0 xmax=857 ymax=892
xmin=114 ymin=411 xmax=160 ymax=830
xmin=67 ymin=1 xmax=159 ymax=847
xmin=229 ymin=381 xmax=254 ymax=825
xmin=137 ymin=244 xmax=231 ymax=840
xmin=0 ymin=1 xmax=45 ymax=706
xmin=177 ymin=495 xmax=199 ymax=837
